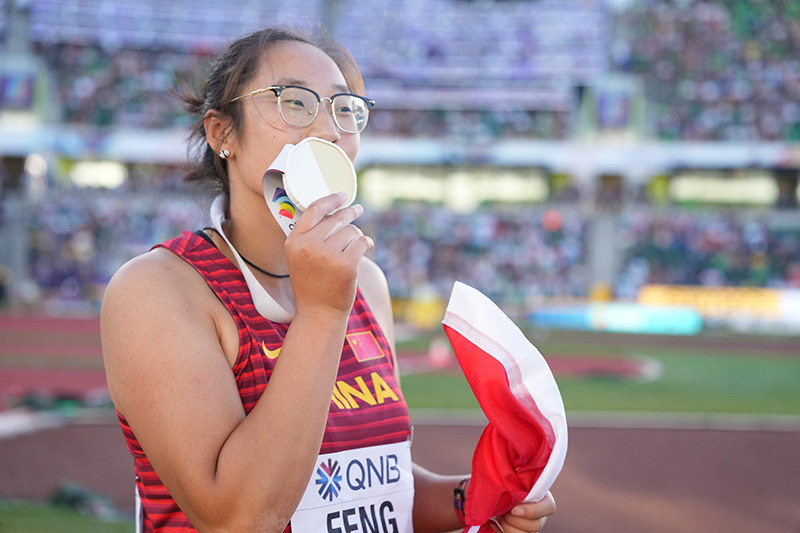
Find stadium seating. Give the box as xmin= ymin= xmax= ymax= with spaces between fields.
xmin=0 ymin=0 xmax=6 ymax=41
xmin=616 ymin=1 xmax=800 ymax=141
xmin=29 ymin=0 xmax=324 ymax=49
xmin=28 ymin=0 xmax=606 ymax=136
xmin=2 ymin=0 xmax=799 ymax=314
xmin=614 ymin=208 xmax=800 ymax=300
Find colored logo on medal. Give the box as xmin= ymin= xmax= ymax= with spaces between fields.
xmin=272 ymin=188 xmax=297 ymax=219
xmin=316 ymin=459 xmax=342 ymax=502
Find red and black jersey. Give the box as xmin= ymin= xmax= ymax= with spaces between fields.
xmin=116 ymin=231 xmax=411 ymax=532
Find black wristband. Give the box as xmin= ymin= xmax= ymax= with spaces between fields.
xmin=453 ymin=476 xmax=470 ymax=526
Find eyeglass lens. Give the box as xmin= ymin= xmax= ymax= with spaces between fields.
xmin=276 ymin=86 xmax=369 ymax=133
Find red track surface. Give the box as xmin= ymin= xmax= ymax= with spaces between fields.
xmin=0 ymin=421 xmax=797 ymax=533
xmin=1 ymin=314 xmax=798 ymax=532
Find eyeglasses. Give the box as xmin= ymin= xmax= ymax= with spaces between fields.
xmin=229 ymin=85 xmax=375 ymax=134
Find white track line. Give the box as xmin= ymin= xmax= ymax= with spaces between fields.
xmin=0 ymin=409 xmax=66 ymax=440
xmin=410 ymin=409 xmax=800 ymax=432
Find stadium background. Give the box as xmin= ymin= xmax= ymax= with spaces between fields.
xmin=0 ymin=0 xmax=799 ymax=532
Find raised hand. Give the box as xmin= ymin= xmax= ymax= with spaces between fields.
xmin=284 ymin=191 xmax=374 ymax=319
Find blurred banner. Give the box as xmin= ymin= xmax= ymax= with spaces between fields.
xmin=638 ymin=285 xmax=781 ymax=319
xmin=528 ymin=302 xmax=703 ymax=336
xmin=638 ymin=285 xmax=800 ymax=334
xmin=529 ymin=286 xmax=800 ymax=335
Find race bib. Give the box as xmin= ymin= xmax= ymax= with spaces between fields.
xmin=291 ymin=440 xmax=414 ymax=533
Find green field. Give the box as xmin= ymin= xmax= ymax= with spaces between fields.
xmin=398 ymin=329 xmax=800 ymax=415
xmin=0 ymin=501 xmax=133 ymax=533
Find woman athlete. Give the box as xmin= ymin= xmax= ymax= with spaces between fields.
xmin=101 ymin=26 xmax=556 ymax=533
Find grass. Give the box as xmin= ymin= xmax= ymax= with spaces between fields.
xmin=555 ymin=352 xmax=800 ymax=414
xmin=401 ymin=372 xmax=481 ymax=410
xmin=398 ymin=329 xmax=800 ymax=415
xmin=0 ymin=501 xmax=133 ymax=533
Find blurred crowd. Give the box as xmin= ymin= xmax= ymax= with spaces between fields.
xmin=37 ymin=37 xmax=573 ymax=139
xmin=0 ymin=0 xmax=6 ymax=40
xmin=26 ymin=0 xmax=600 ymax=138
xmin=22 ymin=190 xmax=207 ymax=310
xmin=614 ymin=209 xmax=800 ymax=300
xmin=28 ymin=0 xmax=323 ymax=50
xmin=17 ymin=190 xmax=588 ymax=311
xmin=616 ymin=0 xmax=800 ymax=141
xmin=35 ymin=43 xmax=208 ymax=129
xmin=367 ymin=109 xmax=570 ymax=141
xmin=34 ymin=39 xmax=571 ymax=138
xmin=19 ymin=190 xmax=800 ymax=312
xmin=23 ymin=0 xmax=800 ymax=141
xmin=359 ymin=205 xmax=589 ymax=306
xmin=4 ymin=0 xmax=800 ymax=312
xmin=338 ymin=0 xmax=607 ymax=84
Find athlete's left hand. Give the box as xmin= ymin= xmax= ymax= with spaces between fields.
xmin=490 ymin=492 xmax=556 ymax=533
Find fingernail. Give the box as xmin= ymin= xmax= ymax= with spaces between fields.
xmin=511 ymin=506 xmax=524 ymax=517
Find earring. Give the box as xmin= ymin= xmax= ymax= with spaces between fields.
xmin=219 ymin=149 xmax=231 ymax=159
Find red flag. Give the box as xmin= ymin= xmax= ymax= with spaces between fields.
xmin=442 ymin=282 xmax=568 ymax=531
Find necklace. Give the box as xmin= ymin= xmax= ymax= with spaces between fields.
xmin=239 ymin=254 xmax=290 ymax=279
xmin=205 ymin=227 xmax=290 ymax=279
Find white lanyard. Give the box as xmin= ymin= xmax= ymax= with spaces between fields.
xmin=210 ymin=194 xmax=294 ymax=323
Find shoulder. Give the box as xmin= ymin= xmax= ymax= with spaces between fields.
xmin=101 ymin=246 xmax=235 ymax=414
xmin=102 ymin=246 xmax=208 ymax=315
xmin=357 ymin=256 xmax=390 ymax=317
xmin=357 ymin=256 xmax=395 ymax=350
xmin=358 ymin=256 xmax=389 ymax=300
xmin=101 ymin=247 xmax=220 ymax=365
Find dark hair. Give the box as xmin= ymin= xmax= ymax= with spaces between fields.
xmin=177 ymin=26 xmax=364 ymax=207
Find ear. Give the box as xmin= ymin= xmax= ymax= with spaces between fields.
xmin=204 ymin=109 xmax=235 ymax=155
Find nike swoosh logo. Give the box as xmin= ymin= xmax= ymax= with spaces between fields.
xmin=262 ymin=341 xmax=281 ymax=360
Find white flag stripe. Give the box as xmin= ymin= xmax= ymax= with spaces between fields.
xmin=443 ymin=281 xmax=568 ymax=503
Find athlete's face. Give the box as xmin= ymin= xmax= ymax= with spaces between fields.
xmin=226 ymin=41 xmax=361 ymax=198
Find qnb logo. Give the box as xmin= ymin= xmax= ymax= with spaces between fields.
xmin=316 ymin=459 xmax=343 ymax=502
xmin=316 ymin=454 xmax=402 ymax=503
xmin=345 ymin=454 xmax=401 ymax=492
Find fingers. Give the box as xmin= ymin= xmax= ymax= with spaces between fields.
xmin=322 ymin=204 xmax=364 ymax=242
xmin=511 ymin=492 xmax=556 ymax=520
xmin=326 ymin=223 xmax=374 ymax=254
xmin=495 ymin=514 xmax=546 ymax=533
xmin=292 ymin=191 xmax=350 ymax=233
xmin=496 ymin=492 xmax=556 ymax=533
xmin=281 ymin=193 xmax=372 ymax=318
xmin=289 ymin=193 xmax=370 ymax=256
xmin=339 ymin=230 xmax=375 ymax=261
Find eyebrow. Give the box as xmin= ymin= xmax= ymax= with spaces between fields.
xmin=273 ymin=78 xmax=350 ymax=94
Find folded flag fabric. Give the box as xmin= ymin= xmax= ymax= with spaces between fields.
xmin=442 ymin=282 xmax=568 ymax=532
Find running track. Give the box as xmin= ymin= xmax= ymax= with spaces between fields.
xmin=1 ymin=314 xmax=798 ymax=532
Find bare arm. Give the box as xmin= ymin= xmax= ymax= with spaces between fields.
xmin=103 ymin=195 xmax=372 ymax=532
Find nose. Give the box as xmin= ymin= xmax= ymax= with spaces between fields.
xmin=307 ymin=97 xmax=341 ymax=143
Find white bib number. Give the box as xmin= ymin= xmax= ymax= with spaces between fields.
xmin=291 ymin=441 xmax=414 ymax=533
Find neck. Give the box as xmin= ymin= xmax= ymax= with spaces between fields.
xmin=225 ymin=193 xmax=289 ymax=277
xmin=215 ymin=198 xmax=296 ymax=316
